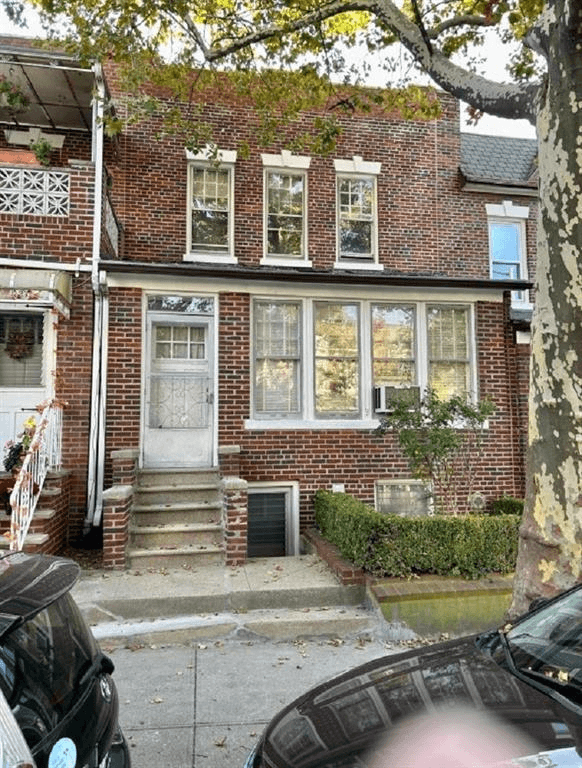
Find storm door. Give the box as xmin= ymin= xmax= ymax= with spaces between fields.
xmin=0 ymin=312 xmax=48 ymax=451
xmin=143 ymin=297 xmax=215 ymax=468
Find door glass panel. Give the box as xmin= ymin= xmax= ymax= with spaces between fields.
xmin=0 ymin=313 xmax=44 ymax=387
xmin=153 ymin=325 xmax=206 ymax=362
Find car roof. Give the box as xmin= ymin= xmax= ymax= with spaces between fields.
xmin=0 ymin=552 xmax=80 ymax=639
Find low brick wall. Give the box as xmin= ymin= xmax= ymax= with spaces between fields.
xmin=302 ymin=528 xmax=367 ymax=586
xmin=222 ymin=476 xmax=248 ymax=566
xmin=102 ymin=485 xmax=132 ymax=569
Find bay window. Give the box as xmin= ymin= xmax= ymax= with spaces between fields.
xmin=251 ymin=298 xmax=475 ymax=423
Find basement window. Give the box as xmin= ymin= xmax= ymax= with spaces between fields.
xmin=375 ymin=479 xmax=433 ymax=517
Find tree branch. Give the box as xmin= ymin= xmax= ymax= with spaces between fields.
xmin=205 ymin=0 xmax=375 ymax=62
xmin=428 ymin=14 xmax=497 ymax=38
xmin=202 ymin=0 xmax=540 ymax=123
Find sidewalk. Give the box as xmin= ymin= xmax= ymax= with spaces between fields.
xmin=72 ymin=554 xmax=389 ymax=646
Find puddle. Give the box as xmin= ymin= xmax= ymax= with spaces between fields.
xmin=380 ymin=590 xmax=512 ymax=637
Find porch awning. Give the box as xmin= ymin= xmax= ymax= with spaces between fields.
xmin=0 ymin=268 xmax=72 ymax=317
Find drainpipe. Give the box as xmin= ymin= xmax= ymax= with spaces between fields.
xmin=85 ymin=62 xmax=108 ymax=531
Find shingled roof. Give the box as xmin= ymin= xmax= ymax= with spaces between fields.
xmin=460 ymin=133 xmax=538 ymax=188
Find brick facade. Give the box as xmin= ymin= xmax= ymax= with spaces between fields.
xmin=0 ymin=47 xmax=536 ymax=557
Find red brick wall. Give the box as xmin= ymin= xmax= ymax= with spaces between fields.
xmin=105 ymin=88 xmax=538 ymax=283
xmin=0 ymin=130 xmax=96 ymax=264
xmin=57 ymin=279 xmax=94 ymax=539
xmin=103 ymin=288 xmax=143 ymax=487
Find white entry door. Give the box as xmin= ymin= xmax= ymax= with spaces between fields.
xmin=143 ymin=311 xmax=215 ymax=468
xmin=0 ymin=312 xmax=48 ymax=452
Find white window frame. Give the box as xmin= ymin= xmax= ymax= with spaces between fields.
xmin=334 ymin=156 xmax=382 ymax=271
xmin=248 ymin=298 xmax=476 ymax=428
xmin=247 ymin=482 xmax=300 ymax=556
xmin=261 ymin=151 xmax=311 ymax=267
xmin=184 ymin=147 xmax=237 ymax=264
xmin=486 ymin=200 xmax=530 ymax=306
xmin=252 ymin=299 xmax=302 ymax=419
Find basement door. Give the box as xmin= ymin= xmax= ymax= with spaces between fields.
xmin=143 ymin=299 xmax=215 ymax=468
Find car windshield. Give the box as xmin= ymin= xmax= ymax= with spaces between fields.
xmin=0 ymin=591 xmax=100 ymax=725
xmin=504 ymin=588 xmax=582 ymax=703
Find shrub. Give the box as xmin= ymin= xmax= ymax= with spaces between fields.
xmin=313 ymin=489 xmax=520 ymax=580
xmin=489 ymin=495 xmax=524 ymax=516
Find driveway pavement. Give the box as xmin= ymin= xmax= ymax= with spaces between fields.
xmin=108 ymin=634 xmax=397 ymax=768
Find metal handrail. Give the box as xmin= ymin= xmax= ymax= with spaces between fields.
xmin=8 ymin=401 xmax=63 ymax=551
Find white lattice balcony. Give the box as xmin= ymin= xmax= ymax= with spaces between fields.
xmin=0 ymin=167 xmax=70 ymax=216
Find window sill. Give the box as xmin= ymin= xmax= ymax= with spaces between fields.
xmin=183 ymin=252 xmax=238 ymax=264
xmin=245 ymin=418 xmax=380 ymax=430
xmin=260 ymin=257 xmax=313 ymax=268
xmin=334 ymin=260 xmax=384 ymax=271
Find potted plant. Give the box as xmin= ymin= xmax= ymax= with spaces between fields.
xmin=29 ymin=137 xmax=53 ymax=167
xmin=2 ymin=416 xmax=36 ymax=473
xmin=0 ymin=75 xmax=29 ymax=113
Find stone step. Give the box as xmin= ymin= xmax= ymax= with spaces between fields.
xmin=138 ymin=468 xmax=221 ymax=487
xmin=127 ymin=545 xmax=225 ymax=570
xmin=132 ymin=501 xmax=222 ymax=527
xmin=130 ymin=522 xmax=223 ymax=549
xmin=0 ymin=532 xmax=49 ymax=552
xmin=134 ymin=484 xmax=222 ymax=506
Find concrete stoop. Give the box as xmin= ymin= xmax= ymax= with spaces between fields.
xmin=128 ymin=468 xmax=225 ymax=569
xmin=72 ymin=554 xmax=385 ymax=646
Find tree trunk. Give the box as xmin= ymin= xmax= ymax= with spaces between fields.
xmin=509 ymin=0 xmax=582 ymax=617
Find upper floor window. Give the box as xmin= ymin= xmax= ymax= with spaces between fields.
xmin=486 ymin=200 xmax=529 ymax=305
xmin=185 ymin=147 xmax=237 ymax=263
xmin=334 ymin=157 xmax=382 ymax=269
xmin=262 ymin=151 xmax=311 ymax=266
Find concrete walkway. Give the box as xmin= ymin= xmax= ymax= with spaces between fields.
xmin=72 ymin=554 xmax=387 ymax=646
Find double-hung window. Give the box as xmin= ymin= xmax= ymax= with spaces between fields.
xmin=251 ymin=299 xmax=474 ymax=424
xmin=335 ymin=157 xmax=381 ymax=268
xmin=486 ymin=200 xmax=529 ymax=305
xmin=371 ymin=304 xmax=416 ymax=388
xmin=185 ymin=147 xmax=237 ymax=263
xmin=262 ymin=151 xmax=311 ymax=265
xmin=314 ymin=302 xmax=360 ymax=418
xmin=254 ymin=301 xmax=301 ymax=417
xmin=427 ymin=305 xmax=471 ymax=400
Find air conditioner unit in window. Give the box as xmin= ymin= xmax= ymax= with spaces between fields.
xmin=373 ymin=385 xmax=421 ymax=413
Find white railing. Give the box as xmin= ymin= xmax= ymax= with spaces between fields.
xmin=9 ymin=400 xmax=63 ymax=551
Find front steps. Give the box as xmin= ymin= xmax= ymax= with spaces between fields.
xmin=128 ymin=469 xmax=225 ymax=569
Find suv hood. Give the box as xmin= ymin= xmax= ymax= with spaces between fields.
xmin=0 ymin=552 xmax=80 ymax=639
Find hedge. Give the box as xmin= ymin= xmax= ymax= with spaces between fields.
xmin=313 ymin=490 xmax=520 ymax=580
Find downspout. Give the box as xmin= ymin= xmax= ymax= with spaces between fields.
xmin=85 ymin=62 xmax=108 ymax=531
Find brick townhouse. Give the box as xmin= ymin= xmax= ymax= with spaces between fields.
xmin=0 ymin=37 xmax=538 ymax=567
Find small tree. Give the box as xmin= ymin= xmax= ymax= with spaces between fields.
xmin=375 ymin=389 xmax=495 ymax=515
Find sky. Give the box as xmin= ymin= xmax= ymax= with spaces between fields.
xmin=0 ymin=5 xmax=537 ymax=141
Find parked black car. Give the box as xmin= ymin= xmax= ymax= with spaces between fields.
xmin=0 ymin=551 xmax=130 ymax=768
xmin=245 ymin=584 xmax=582 ymax=768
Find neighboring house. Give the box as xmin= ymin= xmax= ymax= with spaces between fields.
xmin=0 ymin=37 xmax=538 ymax=567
